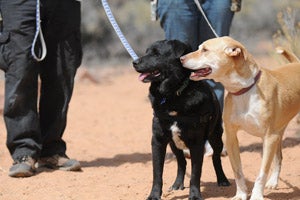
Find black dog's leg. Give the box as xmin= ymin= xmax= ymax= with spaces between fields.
xmin=188 ymin=144 xmax=205 ymax=200
xmin=209 ymin=118 xmax=230 ymax=186
xmin=168 ymin=141 xmax=186 ymax=191
xmin=147 ymin=118 xmax=168 ymax=200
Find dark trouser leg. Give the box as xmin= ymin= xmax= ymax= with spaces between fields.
xmin=39 ymin=0 xmax=82 ymax=157
xmin=1 ymin=0 xmax=41 ymax=161
xmin=201 ymin=0 xmax=234 ymax=110
xmin=158 ymin=0 xmax=234 ymax=110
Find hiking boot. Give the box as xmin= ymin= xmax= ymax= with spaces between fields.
xmin=9 ymin=156 xmax=36 ymax=178
xmin=38 ymin=154 xmax=81 ymax=171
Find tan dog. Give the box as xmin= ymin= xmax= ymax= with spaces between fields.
xmin=180 ymin=36 xmax=300 ymax=200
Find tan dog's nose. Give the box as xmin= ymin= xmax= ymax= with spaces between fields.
xmin=180 ymin=56 xmax=186 ymax=64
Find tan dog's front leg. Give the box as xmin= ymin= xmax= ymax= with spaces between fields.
xmin=223 ymin=125 xmax=248 ymax=200
xmin=265 ymin=133 xmax=283 ymax=189
xmin=250 ymin=133 xmax=282 ymax=200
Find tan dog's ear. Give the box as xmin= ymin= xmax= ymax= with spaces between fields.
xmin=224 ymin=46 xmax=242 ymax=57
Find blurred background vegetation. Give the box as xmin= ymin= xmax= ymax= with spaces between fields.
xmin=81 ymin=0 xmax=300 ymax=67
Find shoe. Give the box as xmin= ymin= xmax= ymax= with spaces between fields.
xmin=9 ymin=156 xmax=36 ymax=178
xmin=38 ymin=154 xmax=81 ymax=171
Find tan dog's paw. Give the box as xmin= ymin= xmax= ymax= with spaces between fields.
xmin=231 ymin=194 xmax=247 ymax=200
xmin=265 ymin=180 xmax=278 ymax=190
xmin=249 ymin=194 xmax=264 ymax=200
xmin=265 ymin=173 xmax=279 ymax=189
xmin=231 ymin=190 xmax=248 ymax=200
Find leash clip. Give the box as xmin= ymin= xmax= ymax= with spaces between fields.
xmin=150 ymin=0 xmax=158 ymax=21
xmin=231 ymin=0 xmax=242 ymax=12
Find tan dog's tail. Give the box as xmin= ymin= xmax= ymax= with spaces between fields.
xmin=276 ymin=46 xmax=300 ymax=63
xmin=277 ymin=47 xmax=300 ymax=124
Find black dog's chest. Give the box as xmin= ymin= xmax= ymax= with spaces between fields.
xmin=154 ymin=95 xmax=191 ymax=116
xmin=150 ymin=82 xmax=214 ymax=130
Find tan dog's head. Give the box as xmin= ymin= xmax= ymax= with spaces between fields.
xmin=180 ymin=37 xmax=257 ymax=85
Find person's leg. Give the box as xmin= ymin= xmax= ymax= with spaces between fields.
xmin=0 ymin=0 xmax=41 ymax=177
xmin=200 ymin=0 xmax=234 ymax=41
xmin=200 ymin=0 xmax=234 ymax=110
xmin=38 ymin=0 xmax=82 ymax=171
xmin=157 ymin=0 xmax=202 ymax=51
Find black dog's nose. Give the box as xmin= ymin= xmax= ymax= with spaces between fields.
xmin=132 ymin=58 xmax=140 ymax=67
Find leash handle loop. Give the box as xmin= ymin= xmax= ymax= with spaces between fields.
xmin=31 ymin=0 xmax=47 ymax=62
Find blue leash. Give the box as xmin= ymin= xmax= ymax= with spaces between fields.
xmin=101 ymin=0 xmax=218 ymax=60
xmin=31 ymin=0 xmax=214 ymax=62
xmin=193 ymin=0 xmax=219 ymax=38
xmin=101 ymin=0 xmax=139 ymax=61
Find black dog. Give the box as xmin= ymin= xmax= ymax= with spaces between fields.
xmin=132 ymin=40 xmax=230 ymax=200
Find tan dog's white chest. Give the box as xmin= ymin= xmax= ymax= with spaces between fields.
xmin=228 ymin=88 xmax=266 ymax=137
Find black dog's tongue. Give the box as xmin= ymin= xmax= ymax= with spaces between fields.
xmin=139 ymin=73 xmax=150 ymax=82
xmin=138 ymin=70 xmax=161 ymax=83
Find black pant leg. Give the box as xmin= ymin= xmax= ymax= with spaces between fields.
xmin=0 ymin=0 xmax=42 ymax=160
xmin=39 ymin=0 xmax=82 ymax=157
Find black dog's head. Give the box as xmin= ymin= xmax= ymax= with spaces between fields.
xmin=132 ymin=40 xmax=192 ymax=95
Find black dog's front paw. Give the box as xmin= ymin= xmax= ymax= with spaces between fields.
xmin=147 ymin=190 xmax=162 ymax=200
xmin=168 ymin=182 xmax=184 ymax=191
xmin=218 ymin=180 xmax=230 ymax=187
xmin=189 ymin=186 xmax=203 ymax=200
xmin=188 ymin=197 xmax=203 ymax=200
xmin=146 ymin=195 xmax=161 ymax=200
xmin=217 ymin=178 xmax=230 ymax=187
xmin=188 ymin=193 xmax=203 ymax=200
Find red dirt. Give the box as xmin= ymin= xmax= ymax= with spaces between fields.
xmin=0 ymin=63 xmax=299 ymax=200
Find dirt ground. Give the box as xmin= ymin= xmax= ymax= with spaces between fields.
xmin=0 ymin=58 xmax=299 ymax=200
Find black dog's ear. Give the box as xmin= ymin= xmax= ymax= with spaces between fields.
xmin=170 ymin=40 xmax=192 ymax=58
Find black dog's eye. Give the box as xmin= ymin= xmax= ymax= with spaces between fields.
xmin=151 ymin=48 xmax=160 ymax=55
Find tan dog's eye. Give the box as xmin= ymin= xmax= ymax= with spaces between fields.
xmin=201 ymin=47 xmax=208 ymax=52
